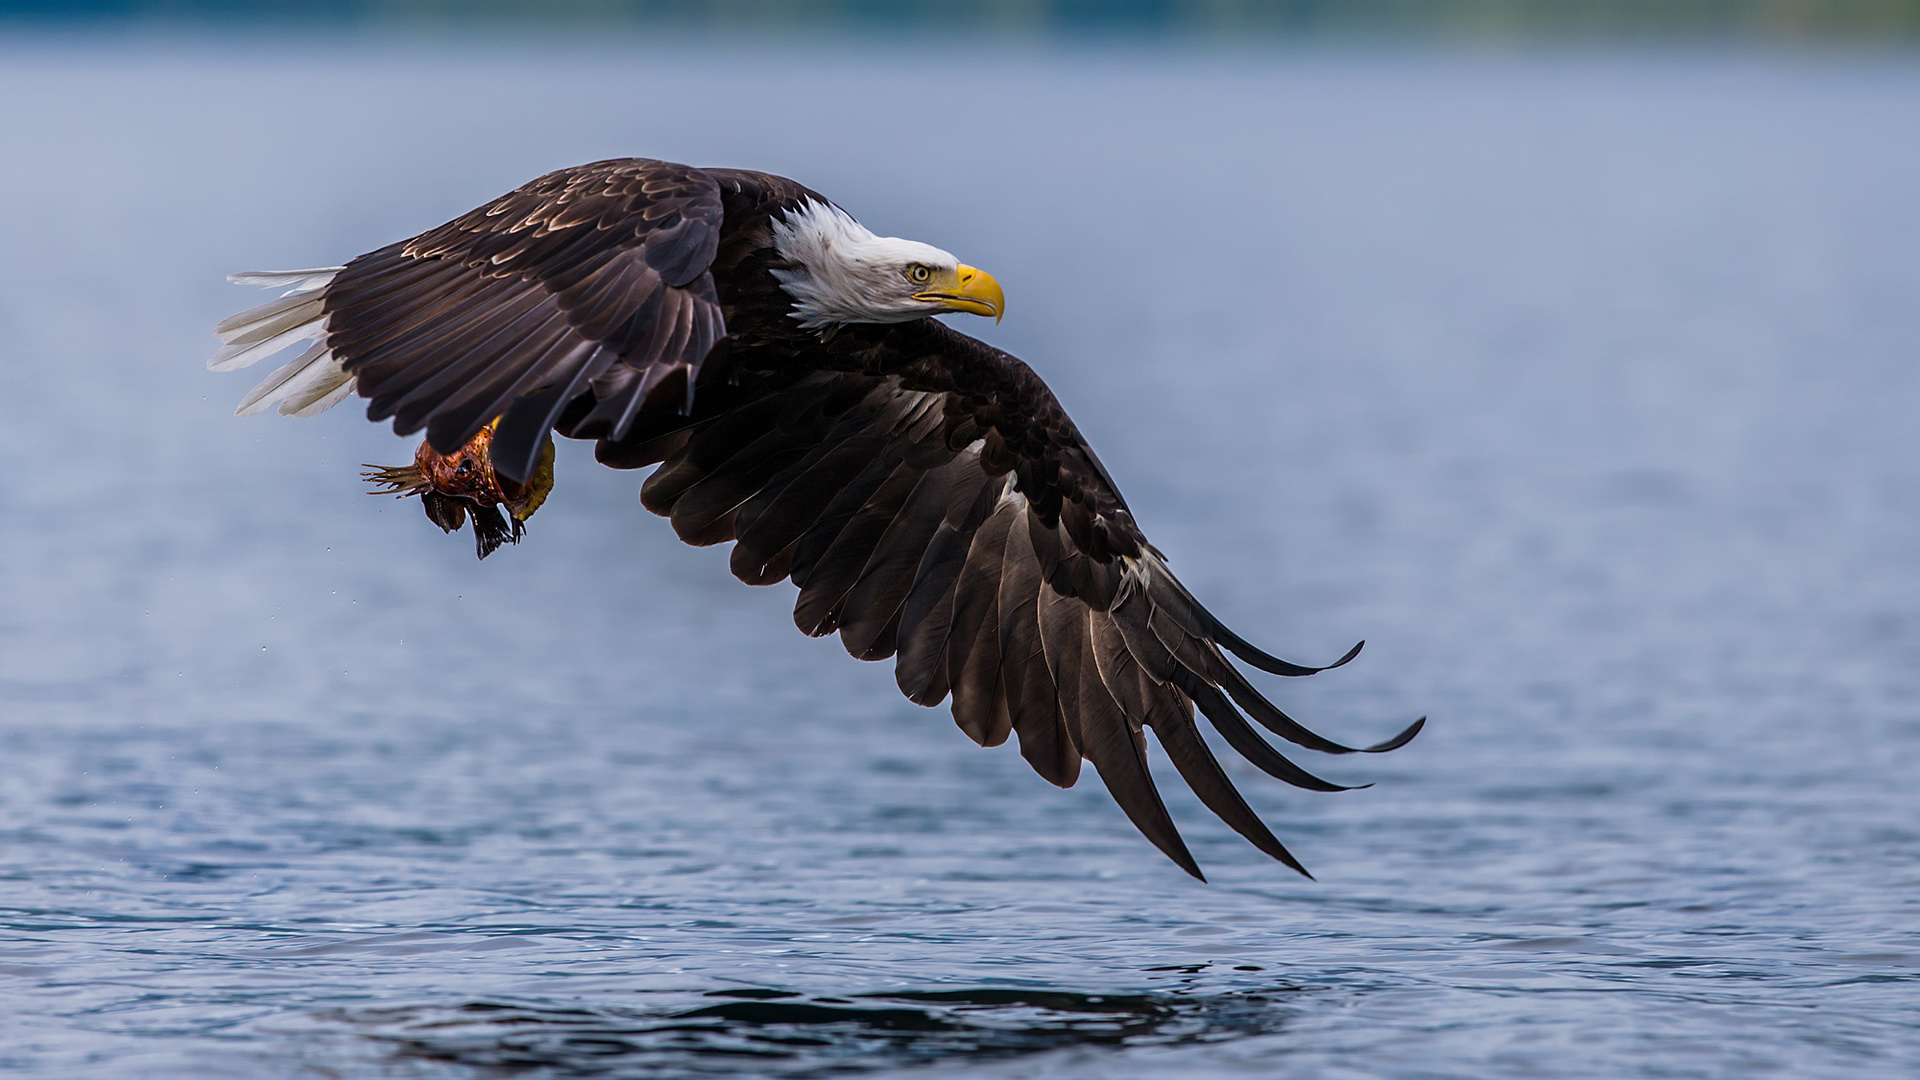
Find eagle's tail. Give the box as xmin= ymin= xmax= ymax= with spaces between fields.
xmin=212 ymin=267 xmax=354 ymax=418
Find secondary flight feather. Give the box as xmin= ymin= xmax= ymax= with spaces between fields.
xmin=212 ymin=158 xmax=1422 ymax=879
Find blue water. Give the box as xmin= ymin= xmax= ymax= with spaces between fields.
xmin=1 ymin=37 xmax=1917 ymax=1078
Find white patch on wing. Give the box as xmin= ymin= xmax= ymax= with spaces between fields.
xmin=769 ymin=199 xmax=959 ymax=329
xmin=214 ymin=267 xmax=356 ymax=418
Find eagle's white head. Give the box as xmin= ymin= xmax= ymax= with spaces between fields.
xmin=770 ymin=199 xmax=1004 ymax=331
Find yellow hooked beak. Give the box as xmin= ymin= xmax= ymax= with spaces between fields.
xmin=915 ymin=264 xmax=1004 ymax=323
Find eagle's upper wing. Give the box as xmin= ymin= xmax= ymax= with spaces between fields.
xmin=212 ymin=158 xmax=727 ymax=482
xmin=583 ymin=318 xmax=1421 ymax=879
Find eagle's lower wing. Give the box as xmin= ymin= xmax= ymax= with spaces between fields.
xmin=589 ymin=321 xmax=1421 ymax=879
xmin=212 ymin=158 xmax=727 ymax=482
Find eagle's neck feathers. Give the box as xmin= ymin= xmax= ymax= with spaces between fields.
xmin=768 ymin=199 xmax=959 ymax=330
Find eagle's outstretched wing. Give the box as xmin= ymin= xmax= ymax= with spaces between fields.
xmin=213 ymin=158 xmax=730 ymax=483
xmin=572 ymin=317 xmax=1421 ymax=880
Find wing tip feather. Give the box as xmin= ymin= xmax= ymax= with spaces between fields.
xmin=1363 ymin=715 xmax=1426 ymax=754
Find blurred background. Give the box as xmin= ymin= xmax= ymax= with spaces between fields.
xmin=1 ymin=3 xmax=1917 ymax=1079
xmin=4 ymin=0 xmax=1920 ymax=39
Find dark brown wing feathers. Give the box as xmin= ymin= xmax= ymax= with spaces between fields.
xmin=325 ymin=159 xmax=729 ymax=482
xmin=307 ymin=159 xmax=1420 ymax=878
xmin=603 ymin=318 xmax=1421 ymax=878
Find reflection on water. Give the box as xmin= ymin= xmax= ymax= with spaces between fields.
xmin=356 ymin=986 xmax=1296 ymax=1076
xmin=1 ymin=36 xmax=1919 ymax=1080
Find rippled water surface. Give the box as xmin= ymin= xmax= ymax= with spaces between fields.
xmin=1 ymin=38 xmax=1917 ymax=1078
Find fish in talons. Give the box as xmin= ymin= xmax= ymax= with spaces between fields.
xmin=363 ymin=421 xmax=555 ymax=559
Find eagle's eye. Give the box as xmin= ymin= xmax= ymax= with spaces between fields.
xmin=906 ymin=264 xmax=933 ymax=285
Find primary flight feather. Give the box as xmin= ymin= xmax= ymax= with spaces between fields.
xmin=212 ymin=158 xmax=1421 ymax=880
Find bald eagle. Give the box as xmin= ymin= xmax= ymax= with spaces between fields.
xmin=212 ymin=159 xmax=1420 ymax=880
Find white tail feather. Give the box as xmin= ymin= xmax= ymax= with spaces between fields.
xmin=215 ymin=289 xmax=323 ymax=339
xmin=215 ymin=295 xmax=325 ymax=349
xmin=217 ymin=267 xmax=356 ymax=418
xmin=251 ymin=346 xmax=340 ymax=415
xmin=209 ymin=318 xmax=325 ymax=372
xmin=235 ymin=340 xmax=331 ymax=416
xmin=228 ymin=267 xmax=342 ymax=290
xmin=286 ymin=374 xmax=356 ymax=418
